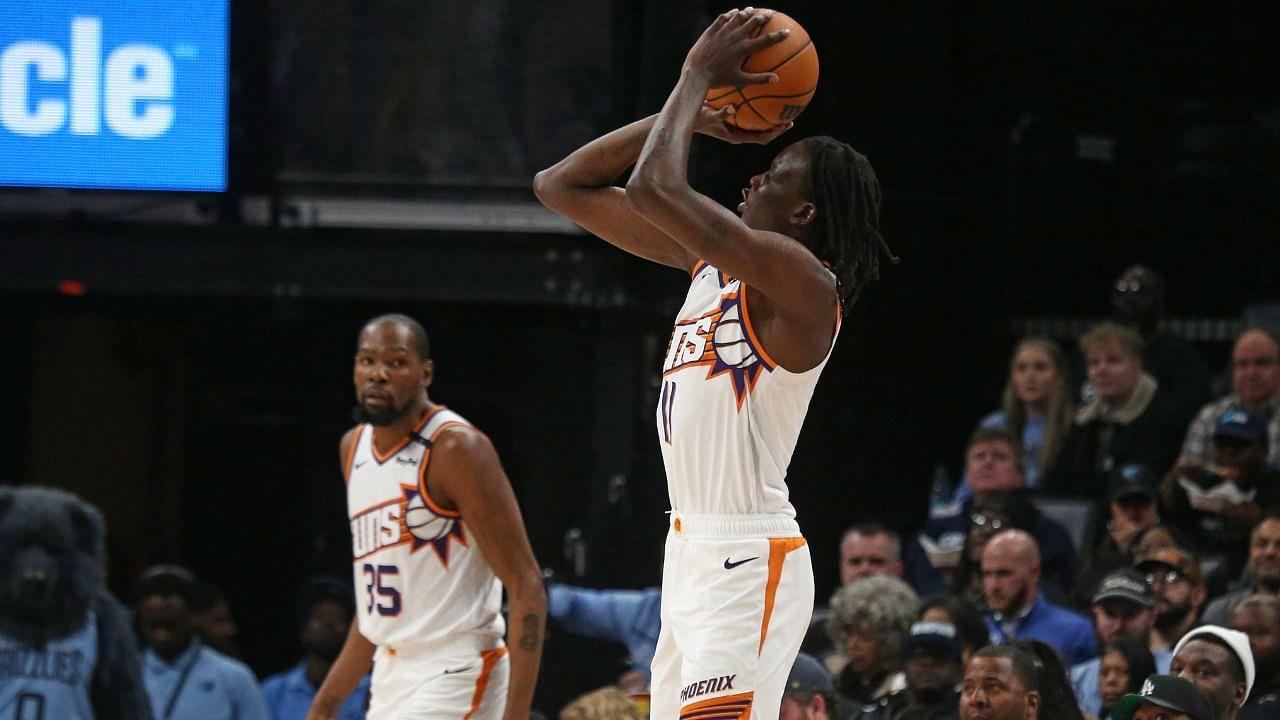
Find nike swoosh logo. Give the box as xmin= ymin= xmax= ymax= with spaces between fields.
xmin=443 ymin=665 xmax=473 ymax=675
xmin=354 ymin=460 xmax=368 ymax=469
xmin=723 ymin=556 xmax=759 ymax=570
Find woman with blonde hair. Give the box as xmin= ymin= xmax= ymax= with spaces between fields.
xmin=559 ymin=686 xmax=642 ymax=720
xmin=978 ymin=337 xmax=1075 ymax=494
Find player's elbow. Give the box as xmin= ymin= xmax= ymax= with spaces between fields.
xmin=507 ymin=568 xmax=547 ymax=609
xmin=624 ymin=173 xmax=664 ymax=216
xmin=532 ymin=167 xmax=563 ymax=209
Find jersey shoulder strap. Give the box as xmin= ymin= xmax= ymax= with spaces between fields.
xmin=417 ymin=407 xmax=472 ymax=445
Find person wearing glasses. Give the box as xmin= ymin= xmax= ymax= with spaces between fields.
xmin=1108 ymin=264 xmax=1212 ymax=416
xmin=1134 ymin=547 xmax=1207 ymax=654
xmin=911 ymin=428 xmax=1079 ymax=600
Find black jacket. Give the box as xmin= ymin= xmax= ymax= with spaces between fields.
xmin=1045 ymin=386 xmax=1189 ymax=498
xmin=855 ymin=690 xmax=961 ymax=720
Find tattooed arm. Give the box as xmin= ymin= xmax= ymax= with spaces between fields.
xmin=429 ymin=427 xmax=546 ymax=720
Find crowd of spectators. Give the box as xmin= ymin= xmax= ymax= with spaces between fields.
xmin=6 ymin=267 xmax=1277 ymax=720
xmin=543 ymin=267 xmax=1280 ymax=720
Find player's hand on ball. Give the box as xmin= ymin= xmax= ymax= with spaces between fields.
xmin=684 ymin=8 xmax=789 ymax=87
xmin=696 ymin=105 xmax=793 ymax=145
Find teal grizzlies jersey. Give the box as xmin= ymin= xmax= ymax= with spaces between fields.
xmin=0 ymin=612 xmax=97 ymax=720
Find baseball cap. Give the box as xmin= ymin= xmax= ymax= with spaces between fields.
xmin=1213 ymin=410 xmax=1268 ymax=445
xmin=901 ymin=620 xmax=962 ymax=661
xmin=1092 ymin=569 xmax=1155 ymax=608
xmin=1111 ymin=675 xmax=1214 ymax=720
xmin=1173 ymin=625 xmax=1255 ymax=701
xmin=1109 ymin=463 xmax=1158 ymax=502
xmin=1135 ymin=547 xmax=1203 ymax=586
xmin=784 ymin=652 xmax=834 ymax=697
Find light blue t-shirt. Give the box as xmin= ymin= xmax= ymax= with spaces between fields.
xmin=1070 ymin=649 xmax=1173 ymax=717
xmin=260 ymin=663 xmax=369 ymax=720
xmin=143 ymin=640 xmax=271 ymax=720
xmin=0 ymin=612 xmax=97 ymax=720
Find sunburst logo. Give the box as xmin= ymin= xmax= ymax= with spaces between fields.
xmin=400 ymin=485 xmax=467 ymax=568
xmin=663 ymin=290 xmax=771 ymax=409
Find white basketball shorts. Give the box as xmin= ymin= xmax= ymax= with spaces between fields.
xmin=368 ymin=642 xmax=509 ymax=720
xmin=650 ymin=513 xmax=815 ymax=720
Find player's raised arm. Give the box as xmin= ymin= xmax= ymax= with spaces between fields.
xmin=533 ymin=108 xmax=790 ymax=272
xmin=430 ymin=427 xmax=546 ymax=720
xmin=627 ymin=11 xmax=830 ymax=314
xmin=627 ymin=9 xmax=893 ymax=370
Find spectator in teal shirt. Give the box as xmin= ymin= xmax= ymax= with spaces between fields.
xmin=135 ymin=566 xmax=270 ymax=720
xmin=260 ymin=577 xmax=370 ymax=720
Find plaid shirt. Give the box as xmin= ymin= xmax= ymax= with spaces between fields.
xmin=1179 ymin=394 xmax=1280 ymax=468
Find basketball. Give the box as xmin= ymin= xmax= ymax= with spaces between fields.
xmin=405 ymin=495 xmax=455 ymax=541
xmin=704 ymin=10 xmax=819 ymax=132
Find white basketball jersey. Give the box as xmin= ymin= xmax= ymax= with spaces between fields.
xmin=656 ymin=260 xmax=838 ymax=516
xmin=345 ymin=407 xmax=504 ymax=650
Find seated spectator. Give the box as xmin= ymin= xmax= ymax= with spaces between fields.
xmin=546 ymin=584 xmax=661 ymax=680
xmin=840 ymin=522 xmax=905 ymax=585
xmin=1073 ymin=464 xmax=1163 ymax=608
xmin=134 ymin=566 xmax=271 ymax=720
xmin=946 ymin=490 xmax=1078 ymax=605
xmin=1170 ymin=626 xmax=1255 ymax=720
xmin=1179 ymin=328 xmax=1280 ymax=470
xmin=825 ymin=576 xmax=919 ymax=705
xmin=1135 ymin=547 xmax=1207 ymax=653
xmin=1227 ymin=596 xmax=1280 ymax=720
xmin=1163 ymin=411 xmax=1280 ymax=578
xmin=1093 ymin=637 xmax=1157 ymax=720
xmin=1046 ymin=322 xmax=1189 ymax=498
xmin=780 ymin=652 xmax=837 ymax=720
xmin=559 ymin=686 xmax=641 ymax=720
xmin=858 ymin=621 xmax=963 ymax=720
xmin=260 ymin=576 xmax=370 ymax=720
xmin=1203 ymin=514 xmax=1280 ymax=626
xmin=959 ymin=645 xmax=1042 ymax=720
xmin=1103 ymin=464 xmax=1164 ymax=562
xmin=1109 ymin=674 xmax=1215 ymax=720
xmin=956 ymin=337 xmax=1075 ymax=499
xmin=981 ymin=530 xmax=1095 ymax=666
xmin=1069 ymin=570 xmax=1170 ymax=717
xmin=1009 ymin=639 xmax=1085 ymax=720
xmin=919 ymin=595 xmax=991 ymax=666
xmin=191 ymin=579 xmax=242 ymax=660
xmin=915 ymin=428 xmax=1080 ymax=600
xmin=1109 ymin=264 xmax=1212 ymax=416
xmin=1131 ymin=524 xmax=1195 ymax=562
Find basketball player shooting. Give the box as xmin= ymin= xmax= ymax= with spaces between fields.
xmin=535 ymin=8 xmax=893 ymax=720
xmin=306 ymin=314 xmax=545 ymax=720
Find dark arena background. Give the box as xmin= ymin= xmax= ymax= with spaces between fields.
xmin=2 ymin=0 xmax=1277 ymax=716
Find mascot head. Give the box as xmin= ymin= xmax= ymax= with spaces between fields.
xmin=0 ymin=486 xmax=106 ymax=646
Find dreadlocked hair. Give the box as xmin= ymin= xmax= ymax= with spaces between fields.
xmin=803 ymin=136 xmax=898 ymax=313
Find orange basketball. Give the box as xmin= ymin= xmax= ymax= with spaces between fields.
xmin=704 ymin=10 xmax=818 ymax=132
